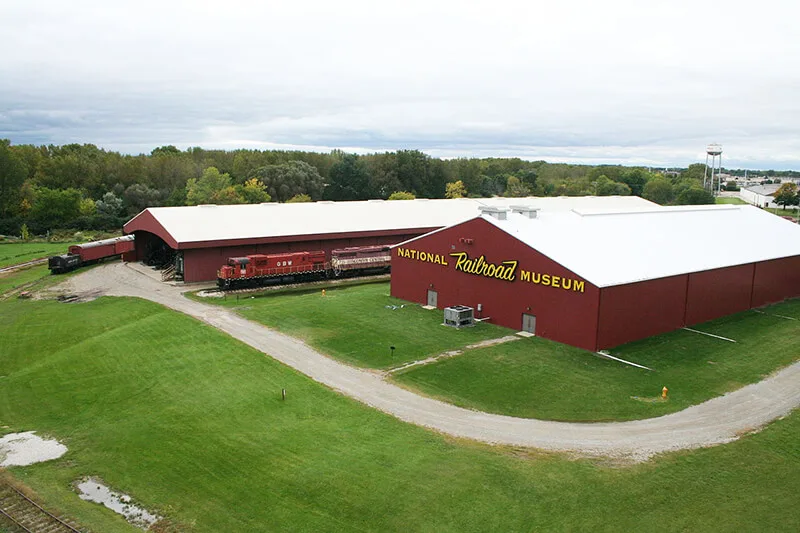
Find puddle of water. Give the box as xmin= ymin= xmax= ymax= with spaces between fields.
xmin=0 ymin=431 xmax=67 ymax=466
xmin=77 ymin=478 xmax=161 ymax=529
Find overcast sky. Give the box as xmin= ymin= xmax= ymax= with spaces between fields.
xmin=2 ymin=0 xmax=799 ymax=169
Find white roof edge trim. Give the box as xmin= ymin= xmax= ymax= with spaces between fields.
xmin=572 ymin=205 xmax=740 ymax=217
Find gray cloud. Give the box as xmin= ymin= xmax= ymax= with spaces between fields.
xmin=1 ymin=0 xmax=799 ymax=168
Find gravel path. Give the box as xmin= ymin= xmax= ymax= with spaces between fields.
xmin=62 ymin=263 xmax=800 ymax=461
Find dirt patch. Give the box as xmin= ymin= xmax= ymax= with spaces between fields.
xmin=0 ymin=431 xmax=67 ymax=466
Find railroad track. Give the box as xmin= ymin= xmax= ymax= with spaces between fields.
xmin=0 ymin=258 xmax=48 ymax=275
xmin=0 ymin=483 xmax=85 ymax=533
xmin=212 ymin=273 xmax=391 ymax=296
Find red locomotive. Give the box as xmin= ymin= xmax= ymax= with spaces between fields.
xmin=217 ymin=245 xmax=392 ymax=289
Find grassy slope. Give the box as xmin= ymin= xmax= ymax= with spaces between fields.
xmin=0 ymin=242 xmax=78 ymax=268
xmin=393 ymin=300 xmax=800 ymax=421
xmin=1 ymin=296 xmax=799 ymax=532
xmin=211 ymin=283 xmax=506 ymax=369
xmin=208 ymin=282 xmax=800 ymax=421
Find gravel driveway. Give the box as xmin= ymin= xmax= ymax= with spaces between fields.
xmin=61 ymin=262 xmax=800 ymax=461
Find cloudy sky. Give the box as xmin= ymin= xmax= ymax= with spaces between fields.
xmin=1 ymin=0 xmax=799 ymax=168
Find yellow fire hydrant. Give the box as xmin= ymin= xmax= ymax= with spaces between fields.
xmin=322 ymin=289 xmax=326 ymax=297
xmin=662 ymin=386 xmax=668 ymax=400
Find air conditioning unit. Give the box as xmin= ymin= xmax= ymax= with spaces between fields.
xmin=443 ymin=305 xmax=475 ymax=328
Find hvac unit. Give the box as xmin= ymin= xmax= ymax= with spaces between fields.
xmin=443 ymin=305 xmax=475 ymax=328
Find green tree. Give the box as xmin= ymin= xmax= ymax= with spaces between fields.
xmin=186 ymin=167 xmax=234 ymax=205
xmin=239 ymin=178 xmax=271 ymax=204
xmin=642 ymin=177 xmax=675 ymax=205
xmin=79 ymin=197 xmax=97 ymax=216
xmin=0 ymin=139 xmax=28 ymax=217
xmin=772 ymin=183 xmax=798 ymax=209
xmin=676 ymin=187 xmax=715 ymax=205
xmin=123 ymin=184 xmax=163 ymax=215
xmin=387 ymin=191 xmax=415 ymax=200
xmin=681 ymin=163 xmax=707 ymax=182
xmin=254 ymin=161 xmax=325 ymax=202
xmin=445 ymin=180 xmax=467 ymax=199
xmin=326 ymin=154 xmax=370 ymax=200
xmin=286 ymin=193 xmax=312 ymax=203
xmin=504 ymin=175 xmax=531 ymax=197
xmin=29 ymin=187 xmax=82 ymax=229
xmin=593 ymin=175 xmax=630 ymax=196
xmin=96 ymin=192 xmax=124 ymax=216
xmin=618 ymin=168 xmax=651 ymax=197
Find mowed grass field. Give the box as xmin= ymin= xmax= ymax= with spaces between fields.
xmin=393 ymin=300 xmax=800 ymax=421
xmin=0 ymin=242 xmax=77 ymax=268
xmin=208 ymin=282 xmax=800 ymax=421
xmin=716 ymin=197 xmax=747 ymax=205
xmin=1 ymin=295 xmax=800 ymax=532
xmin=209 ymin=282 xmax=507 ymax=369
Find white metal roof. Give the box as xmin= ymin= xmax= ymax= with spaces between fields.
xmin=474 ymin=204 xmax=800 ymax=287
xmin=127 ymin=196 xmax=655 ymax=244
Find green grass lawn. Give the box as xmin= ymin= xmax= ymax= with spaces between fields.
xmin=393 ymin=299 xmax=800 ymax=421
xmin=1 ymin=295 xmax=799 ymax=532
xmin=208 ymin=282 xmax=507 ymax=369
xmin=716 ymin=196 xmax=747 ymax=204
xmin=765 ymin=206 xmax=800 ymax=218
xmin=0 ymin=242 xmax=78 ymax=268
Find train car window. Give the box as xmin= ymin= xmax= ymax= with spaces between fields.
xmin=288 ymin=260 xmax=292 ymax=266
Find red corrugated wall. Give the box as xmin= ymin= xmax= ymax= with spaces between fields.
xmin=390 ymin=218 xmax=600 ymax=351
xmin=684 ymin=264 xmax=755 ymax=325
xmin=751 ymin=256 xmax=800 ymax=307
xmin=596 ymin=275 xmax=688 ymax=350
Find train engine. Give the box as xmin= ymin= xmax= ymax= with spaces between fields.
xmin=217 ymin=251 xmax=327 ymax=289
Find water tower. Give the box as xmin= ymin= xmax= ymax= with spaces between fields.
xmin=703 ymin=143 xmax=723 ymax=194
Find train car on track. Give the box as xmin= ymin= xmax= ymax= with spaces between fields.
xmin=217 ymin=245 xmax=392 ymax=289
xmin=49 ymin=235 xmax=135 ymax=274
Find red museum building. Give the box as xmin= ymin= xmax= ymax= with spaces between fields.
xmin=390 ymin=204 xmax=800 ymax=351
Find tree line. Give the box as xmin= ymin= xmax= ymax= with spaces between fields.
xmin=1 ymin=140 xmax=726 ymax=236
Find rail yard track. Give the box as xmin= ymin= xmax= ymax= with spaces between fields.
xmin=0 ymin=482 xmax=85 ymax=533
xmin=0 ymin=258 xmax=48 ymax=275
xmin=207 ymin=273 xmax=391 ymax=296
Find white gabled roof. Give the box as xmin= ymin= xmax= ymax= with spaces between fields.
xmin=127 ymin=196 xmax=656 ymax=245
xmin=477 ymin=204 xmax=800 ymax=287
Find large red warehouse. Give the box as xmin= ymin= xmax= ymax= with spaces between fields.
xmin=390 ymin=204 xmax=800 ymax=351
xmin=123 ymin=196 xmax=654 ymax=282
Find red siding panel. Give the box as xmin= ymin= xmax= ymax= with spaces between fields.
xmin=751 ymin=255 xmax=800 ymax=307
xmin=596 ymin=276 xmax=688 ymax=350
xmin=684 ymin=264 xmax=755 ymax=326
xmin=390 ymin=218 xmax=600 ymax=351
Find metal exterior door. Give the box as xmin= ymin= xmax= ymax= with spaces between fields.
xmin=522 ymin=313 xmax=536 ymax=334
xmin=427 ymin=290 xmax=438 ymax=307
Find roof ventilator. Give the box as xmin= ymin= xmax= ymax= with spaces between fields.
xmin=510 ymin=205 xmax=540 ymax=219
xmin=478 ymin=206 xmax=509 ymax=220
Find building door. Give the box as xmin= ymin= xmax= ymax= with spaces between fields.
xmin=427 ymin=289 xmax=438 ymax=307
xmin=522 ymin=313 xmax=536 ymax=334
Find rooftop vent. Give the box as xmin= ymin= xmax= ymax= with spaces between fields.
xmin=478 ymin=206 xmax=509 ymax=220
xmin=510 ymin=205 xmax=540 ymax=219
